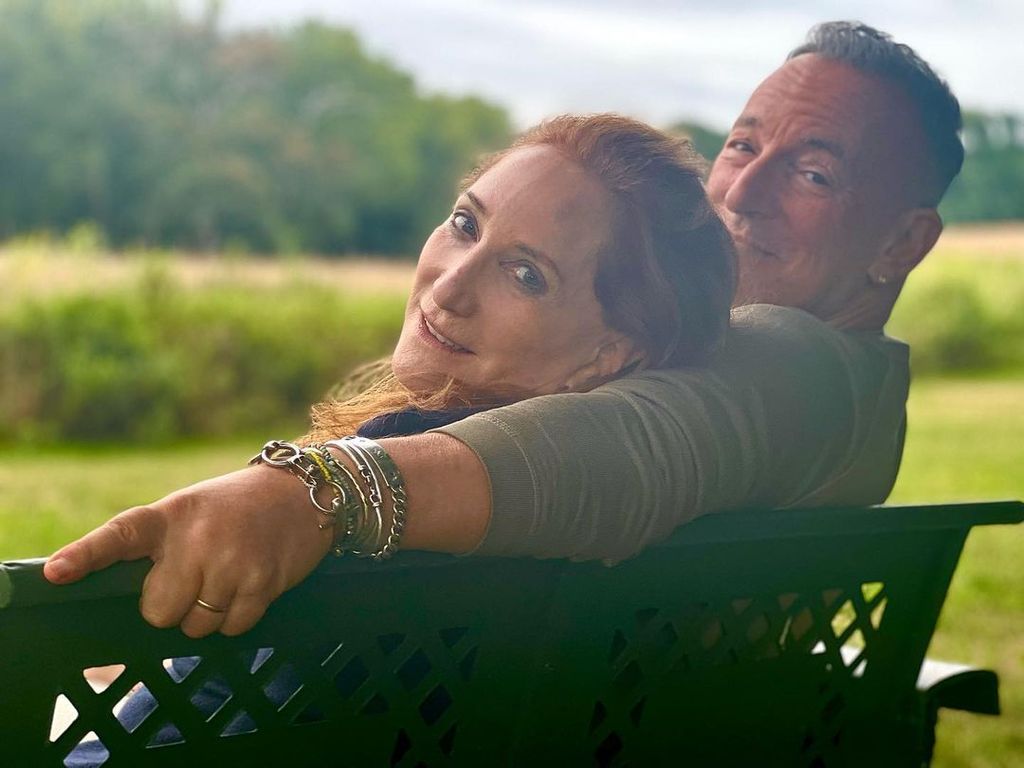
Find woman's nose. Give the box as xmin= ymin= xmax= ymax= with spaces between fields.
xmin=722 ymin=158 xmax=779 ymax=219
xmin=430 ymin=249 xmax=481 ymax=317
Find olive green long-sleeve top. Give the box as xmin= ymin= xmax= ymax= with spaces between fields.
xmin=437 ymin=304 xmax=909 ymax=563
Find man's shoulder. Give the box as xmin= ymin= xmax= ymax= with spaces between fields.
xmin=723 ymin=303 xmax=908 ymax=366
xmin=608 ymin=303 xmax=907 ymax=394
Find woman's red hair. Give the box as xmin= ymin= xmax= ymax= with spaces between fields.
xmin=306 ymin=114 xmax=736 ymax=441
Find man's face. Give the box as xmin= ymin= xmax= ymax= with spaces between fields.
xmin=707 ymin=54 xmax=927 ymax=319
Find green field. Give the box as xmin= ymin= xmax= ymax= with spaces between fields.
xmin=889 ymin=378 xmax=1024 ymax=767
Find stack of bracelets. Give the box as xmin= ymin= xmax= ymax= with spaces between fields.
xmin=248 ymin=437 xmax=407 ymax=560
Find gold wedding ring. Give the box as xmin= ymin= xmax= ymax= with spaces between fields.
xmin=195 ymin=597 xmax=227 ymax=613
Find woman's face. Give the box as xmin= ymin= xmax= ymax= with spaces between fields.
xmin=392 ymin=145 xmax=637 ymax=399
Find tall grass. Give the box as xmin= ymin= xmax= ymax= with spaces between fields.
xmin=0 ymin=259 xmax=404 ymax=444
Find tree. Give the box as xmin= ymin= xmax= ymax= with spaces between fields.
xmin=0 ymin=0 xmax=512 ymax=254
xmin=941 ymin=111 xmax=1024 ymax=222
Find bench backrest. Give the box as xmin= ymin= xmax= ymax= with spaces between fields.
xmin=1 ymin=501 xmax=1021 ymax=766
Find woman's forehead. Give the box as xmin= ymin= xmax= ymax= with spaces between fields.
xmin=467 ymin=145 xmax=614 ymax=270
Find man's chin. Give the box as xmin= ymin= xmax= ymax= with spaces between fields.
xmin=732 ymin=276 xmax=775 ymax=308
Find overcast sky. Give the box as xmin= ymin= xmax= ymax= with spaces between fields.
xmin=189 ymin=0 xmax=1022 ymax=130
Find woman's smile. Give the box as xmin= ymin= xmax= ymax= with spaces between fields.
xmin=418 ymin=311 xmax=473 ymax=354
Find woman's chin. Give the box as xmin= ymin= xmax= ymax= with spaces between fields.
xmin=392 ymin=361 xmax=452 ymax=397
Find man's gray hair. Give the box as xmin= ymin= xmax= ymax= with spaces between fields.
xmin=789 ymin=21 xmax=964 ymax=205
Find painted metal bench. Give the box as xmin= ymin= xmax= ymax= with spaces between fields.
xmin=1 ymin=501 xmax=1021 ymax=766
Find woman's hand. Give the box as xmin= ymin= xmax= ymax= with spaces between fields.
xmin=43 ymin=465 xmax=334 ymax=638
xmin=43 ymin=432 xmax=492 ymax=637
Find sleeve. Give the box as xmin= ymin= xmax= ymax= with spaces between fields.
xmin=435 ymin=305 xmax=908 ymax=563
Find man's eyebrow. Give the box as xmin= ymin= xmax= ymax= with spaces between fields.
xmin=803 ymin=137 xmax=845 ymax=159
xmin=730 ymin=117 xmax=846 ymax=160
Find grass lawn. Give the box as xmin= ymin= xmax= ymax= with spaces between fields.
xmin=0 ymin=376 xmax=1021 ymax=765
xmin=887 ymin=377 xmax=1024 ymax=768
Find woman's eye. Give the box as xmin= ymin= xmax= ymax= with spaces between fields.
xmin=450 ymin=211 xmax=478 ymax=239
xmin=512 ymin=264 xmax=547 ymax=294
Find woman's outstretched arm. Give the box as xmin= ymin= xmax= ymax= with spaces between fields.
xmin=43 ymin=432 xmax=490 ymax=638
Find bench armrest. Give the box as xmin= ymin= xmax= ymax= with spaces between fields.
xmin=837 ymin=645 xmax=1000 ymax=715
xmin=917 ymin=658 xmax=1000 ymax=715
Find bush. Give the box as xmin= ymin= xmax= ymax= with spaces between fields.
xmin=0 ymin=269 xmax=404 ymax=444
xmin=888 ymin=252 xmax=1024 ymax=376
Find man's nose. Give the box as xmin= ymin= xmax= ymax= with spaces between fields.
xmin=722 ymin=158 xmax=779 ymax=218
xmin=430 ymin=249 xmax=482 ymax=317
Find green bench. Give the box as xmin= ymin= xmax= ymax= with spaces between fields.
xmin=1 ymin=501 xmax=1021 ymax=766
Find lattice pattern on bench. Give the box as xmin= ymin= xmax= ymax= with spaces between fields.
xmin=582 ymin=581 xmax=888 ymax=767
xmin=48 ymin=624 xmax=481 ymax=766
xmin=49 ymin=583 xmax=887 ymax=766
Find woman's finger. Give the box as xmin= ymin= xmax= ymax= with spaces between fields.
xmin=139 ymin=558 xmax=203 ymax=629
xmin=179 ymin=578 xmax=238 ymax=639
xmin=45 ymin=506 xmax=165 ymax=584
xmin=219 ymin=594 xmax=272 ymax=637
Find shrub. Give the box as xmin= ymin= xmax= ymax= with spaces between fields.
xmin=0 ymin=270 xmax=403 ymax=444
xmin=889 ymin=253 xmax=1024 ymax=376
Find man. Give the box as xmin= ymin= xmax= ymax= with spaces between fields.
xmin=45 ymin=22 xmax=963 ymax=639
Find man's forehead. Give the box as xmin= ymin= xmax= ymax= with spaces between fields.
xmin=726 ymin=52 xmax=931 ymax=201
xmin=736 ymin=55 xmax=917 ymax=161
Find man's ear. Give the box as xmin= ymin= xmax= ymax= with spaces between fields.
xmin=561 ymin=336 xmax=644 ymax=393
xmin=869 ymin=207 xmax=943 ymax=283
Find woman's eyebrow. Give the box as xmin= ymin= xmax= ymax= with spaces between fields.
xmin=515 ymin=243 xmax=561 ymax=281
xmin=466 ymin=189 xmax=560 ymax=281
xmin=466 ymin=190 xmax=487 ymax=213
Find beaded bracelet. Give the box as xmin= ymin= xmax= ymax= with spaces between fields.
xmin=248 ymin=441 xmax=338 ymax=520
xmin=309 ymin=444 xmax=371 ymax=554
xmin=250 ymin=438 xmax=407 ymax=560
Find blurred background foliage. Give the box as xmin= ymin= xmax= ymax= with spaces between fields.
xmin=0 ymin=0 xmax=511 ymax=254
xmin=0 ymin=260 xmax=405 ymax=443
xmin=0 ymin=0 xmax=1021 ymax=259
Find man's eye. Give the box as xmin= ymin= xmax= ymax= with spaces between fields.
xmin=801 ymin=170 xmax=830 ymax=187
xmin=511 ymin=263 xmax=547 ymax=294
xmin=451 ymin=211 xmax=478 ymax=239
xmin=726 ymin=139 xmax=754 ymax=154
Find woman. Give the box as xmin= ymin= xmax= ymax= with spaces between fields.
xmin=306 ymin=113 xmax=734 ymax=441
xmin=47 ymin=113 xmax=735 ymax=641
